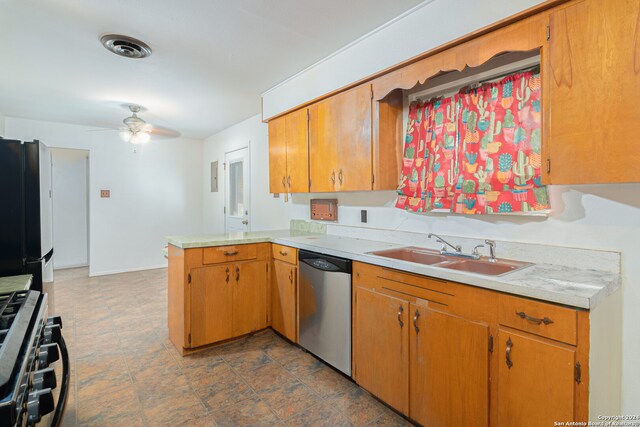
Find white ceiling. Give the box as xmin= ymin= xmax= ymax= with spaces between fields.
xmin=0 ymin=0 xmax=424 ymax=139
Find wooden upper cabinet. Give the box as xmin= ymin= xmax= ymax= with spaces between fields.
xmin=497 ymin=328 xmax=577 ymax=426
xmin=546 ymin=0 xmax=640 ymax=184
xmin=268 ymin=115 xmax=287 ymax=194
xmin=285 ymin=108 xmax=310 ymax=193
xmin=268 ymin=108 xmax=309 ymax=193
xmin=409 ymin=305 xmax=490 ymax=427
xmin=309 ymin=84 xmax=373 ymax=192
xmin=353 ymin=286 xmax=409 ymax=415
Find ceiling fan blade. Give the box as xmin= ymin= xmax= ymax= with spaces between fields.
xmin=148 ymin=125 xmax=181 ymax=139
xmin=86 ymin=128 xmax=118 ymax=133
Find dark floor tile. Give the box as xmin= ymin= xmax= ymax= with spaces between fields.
xmin=193 ymin=366 xmax=257 ymax=411
xmin=238 ymin=361 xmax=298 ymax=392
xmin=140 ymin=385 xmax=207 ymax=426
xmin=259 ymin=379 xmax=320 ymax=420
xmin=286 ymin=401 xmax=353 ymax=427
xmin=211 ymin=396 xmax=282 ymax=427
xmin=365 ymin=410 xmax=415 ymax=426
xmin=77 ymin=386 xmax=144 ymax=427
xmin=297 ymin=365 xmax=357 ymax=398
xmin=326 ymin=387 xmax=387 ymax=426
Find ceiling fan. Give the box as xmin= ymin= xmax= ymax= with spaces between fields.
xmin=91 ymin=104 xmax=180 ymax=144
xmin=119 ymin=105 xmax=153 ymax=144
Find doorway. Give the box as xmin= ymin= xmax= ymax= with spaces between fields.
xmin=225 ymin=147 xmax=250 ymax=233
xmin=51 ymin=148 xmax=90 ymax=270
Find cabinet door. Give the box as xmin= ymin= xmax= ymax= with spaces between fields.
xmin=309 ymin=84 xmax=372 ymax=192
xmin=335 ymin=84 xmax=373 ymax=191
xmin=353 ymin=287 xmax=409 ymax=415
xmin=285 ymin=108 xmax=310 ymax=193
xmin=410 ymin=304 xmax=490 ymax=427
xmin=233 ymin=261 xmax=269 ymax=336
xmin=271 ymin=260 xmax=297 ymax=342
xmin=268 ymin=115 xmax=288 ymax=193
xmin=189 ymin=265 xmax=234 ymax=347
xmin=546 ymin=0 xmax=640 ymax=183
xmin=497 ymin=329 xmax=576 ymax=427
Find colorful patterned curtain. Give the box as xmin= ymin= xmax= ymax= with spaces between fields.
xmin=396 ymin=70 xmax=550 ymax=215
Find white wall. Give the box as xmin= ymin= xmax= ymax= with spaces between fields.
xmin=202 ymin=114 xmax=292 ymax=233
xmin=4 ymin=117 xmax=204 ymax=276
xmin=262 ymin=0 xmax=545 ymax=118
xmin=51 ymin=148 xmax=89 ymax=269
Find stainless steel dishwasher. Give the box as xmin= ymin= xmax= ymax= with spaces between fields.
xmin=298 ymin=250 xmax=352 ymax=376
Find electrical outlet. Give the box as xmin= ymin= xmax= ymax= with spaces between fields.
xmin=361 ymin=210 xmax=368 ymax=223
xmin=100 ymin=190 xmax=110 ymax=198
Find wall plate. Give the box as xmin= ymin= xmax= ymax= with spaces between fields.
xmin=310 ymin=199 xmax=338 ymax=221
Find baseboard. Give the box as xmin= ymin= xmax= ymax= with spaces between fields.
xmin=89 ymin=263 xmax=168 ymax=277
xmin=54 ymin=263 xmax=89 ymax=270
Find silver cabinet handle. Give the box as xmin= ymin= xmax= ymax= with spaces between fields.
xmin=287 ymin=176 xmax=291 ymax=190
xmin=397 ymin=305 xmax=404 ymax=327
xmin=281 ymin=176 xmax=286 ymax=188
xmin=506 ymin=337 xmax=513 ymax=369
xmin=413 ymin=309 xmax=420 ymax=333
xmin=338 ymin=169 xmax=344 ymax=185
xmin=242 ymin=220 xmax=248 ymax=225
xmin=331 ymin=170 xmax=336 ymax=184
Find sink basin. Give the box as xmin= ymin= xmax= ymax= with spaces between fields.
xmin=367 ymin=246 xmax=532 ymax=276
xmin=367 ymin=247 xmax=448 ymax=265
xmin=440 ymin=259 xmax=532 ymax=276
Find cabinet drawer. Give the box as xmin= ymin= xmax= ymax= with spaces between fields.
xmin=499 ymin=294 xmax=577 ymax=345
xmin=203 ymin=245 xmax=257 ymax=264
xmin=272 ymin=244 xmax=297 ymax=265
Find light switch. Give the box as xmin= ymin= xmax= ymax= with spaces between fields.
xmin=100 ymin=190 xmax=110 ymax=198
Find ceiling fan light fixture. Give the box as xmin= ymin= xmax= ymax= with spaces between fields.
xmin=119 ymin=130 xmax=132 ymax=142
xmin=130 ymin=131 xmax=150 ymax=145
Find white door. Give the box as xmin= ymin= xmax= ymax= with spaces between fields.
xmin=225 ymin=147 xmax=250 ymax=233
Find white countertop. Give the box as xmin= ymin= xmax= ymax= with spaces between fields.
xmin=166 ymin=231 xmax=620 ymax=309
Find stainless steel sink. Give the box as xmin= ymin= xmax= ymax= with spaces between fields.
xmin=367 ymin=246 xmax=532 ymax=276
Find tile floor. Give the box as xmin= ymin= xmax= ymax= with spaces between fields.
xmin=50 ymin=267 xmax=414 ymax=427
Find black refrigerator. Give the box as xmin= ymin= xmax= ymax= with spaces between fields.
xmin=0 ymin=138 xmax=54 ymax=292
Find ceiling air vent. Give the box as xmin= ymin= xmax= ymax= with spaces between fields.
xmin=100 ymin=34 xmax=152 ymax=59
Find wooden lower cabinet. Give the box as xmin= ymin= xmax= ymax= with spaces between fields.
xmin=271 ymin=259 xmax=297 ymax=342
xmin=232 ymin=261 xmax=269 ymax=336
xmin=497 ymin=328 xmax=577 ymax=427
xmin=352 ymin=261 xmax=590 ymax=426
xmin=168 ymin=243 xmax=270 ymax=353
xmin=410 ymin=304 xmax=490 ymax=427
xmin=353 ymin=286 xmax=409 ymax=415
xmin=189 ymin=265 xmax=234 ymax=347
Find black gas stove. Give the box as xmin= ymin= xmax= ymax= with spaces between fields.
xmin=0 ymin=290 xmax=68 ymax=427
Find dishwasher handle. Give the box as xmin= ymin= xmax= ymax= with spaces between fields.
xmin=299 ymin=250 xmax=351 ymax=274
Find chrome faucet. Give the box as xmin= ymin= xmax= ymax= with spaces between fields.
xmin=485 ymin=240 xmax=497 ymax=262
xmin=428 ymin=233 xmax=462 ymax=255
